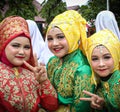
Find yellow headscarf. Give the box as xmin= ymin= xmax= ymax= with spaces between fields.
xmin=86 ymin=29 xmax=120 ymax=85
xmin=47 ymin=10 xmax=87 ymax=55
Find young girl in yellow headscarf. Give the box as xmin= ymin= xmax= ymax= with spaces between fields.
xmin=80 ymin=29 xmax=120 ymax=112
xmin=46 ymin=10 xmax=95 ymax=112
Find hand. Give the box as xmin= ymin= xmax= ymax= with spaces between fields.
xmin=80 ymin=90 xmax=105 ymax=110
xmin=23 ymin=54 xmax=48 ymax=83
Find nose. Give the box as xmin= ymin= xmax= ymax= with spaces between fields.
xmin=53 ymin=38 xmax=59 ymax=45
xmin=19 ymin=48 xmax=24 ymax=54
xmin=99 ymin=59 xmax=105 ymax=67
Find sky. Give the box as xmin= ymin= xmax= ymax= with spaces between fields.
xmin=36 ymin=0 xmax=89 ymax=7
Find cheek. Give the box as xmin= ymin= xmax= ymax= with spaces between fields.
xmin=48 ymin=42 xmax=52 ymax=49
xmin=91 ymin=61 xmax=97 ymax=69
xmin=26 ymin=50 xmax=31 ymax=57
xmin=62 ymin=39 xmax=69 ymax=49
xmin=109 ymin=60 xmax=114 ymax=68
xmin=5 ymin=46 xmax=16 ymax=55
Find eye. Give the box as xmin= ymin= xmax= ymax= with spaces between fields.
xmin=11 ymin=44 xmax=20 ymax=48
xmin=104 ymin=55 xmax=111 ymax=60
xmin=24 ymin=45 xmax=30 ymax=49
xmin=91 ymin=57 xmax=98 ymax=61
xmin=58 ymin=35 xmax=64 ymax=39
xmin=57 ymin=35 xmax=65 ymax=40
xmin=47 ymin=37 xmax=53 ymax=41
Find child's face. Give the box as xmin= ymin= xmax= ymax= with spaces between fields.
xmin=91 ymin=45 xmax=114 ymax=77
xmin=47 ymin=27 xmax=69 ymax=58
xmin=5 ymin=36 xmax=31 ymax=66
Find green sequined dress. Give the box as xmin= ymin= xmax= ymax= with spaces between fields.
xmin=96 ymin=70 xmax=120 ymax=112
xmin=47 ymin=49 xmax=95 ymax=112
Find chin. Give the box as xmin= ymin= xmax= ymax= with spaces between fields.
xmin=13 ymin=62 xmax=24 ymax=67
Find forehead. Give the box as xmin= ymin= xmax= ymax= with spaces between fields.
xmin=9 ymin=36 xmax=30 ymax=43
xmin=47 ymin=27 xmax=63 ymax=35
xmin=92 ymin=45 xmax=110 ymax=55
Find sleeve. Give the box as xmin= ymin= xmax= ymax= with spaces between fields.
xmin=39 ymin=79 xmax=58 ymax=111
xmin=102 ymin=79 xmax=120 ymax=111
xmin=72 ymin=65 xmax=95 ymax=112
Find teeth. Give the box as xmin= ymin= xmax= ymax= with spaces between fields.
xmin=54 ymin=48 xmax=60 ymax=50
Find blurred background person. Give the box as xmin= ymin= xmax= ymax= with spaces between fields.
xmin=26 ymin=20 xmax=54 ymax=65
xmin=95 ymin=10 xmax=120 ymax=40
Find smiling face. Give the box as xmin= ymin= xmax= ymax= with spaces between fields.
xmin=5 ymin=36 xmax=31 ymax=66
xmin=91 ymin=45 xmax=114 ymax=77
xmin=47 ymin=27 xmax=69 ymax=58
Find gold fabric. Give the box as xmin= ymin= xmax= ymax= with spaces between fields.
xmin=54 ymin=105 xmax=70 ymax=112
xmin=86 ymin=29 xmax=120 ymax=85
xmin=0 ymin=16 xmax=30 ymax=51
xmin=47 ymin=10 xmax=87 ymax=55
xmin=0 ymin=15 xmax=35 ymax=67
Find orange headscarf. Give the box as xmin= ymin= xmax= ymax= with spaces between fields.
xmin=0 ymin=16 xmax=35 ymax=67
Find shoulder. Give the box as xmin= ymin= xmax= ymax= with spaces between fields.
xmin=47 ymin=56 xmax=59 ymax=64
xmin=75 ymin=64 xmax=92 ymax=77
xmin=110 ymin=70 xmax=120 ymax=84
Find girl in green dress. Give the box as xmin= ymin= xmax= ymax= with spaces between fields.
xmin=80 ymin=29 xmax=120 ymax=112
xmin=46 ymin=10 xmax=95 ymax=112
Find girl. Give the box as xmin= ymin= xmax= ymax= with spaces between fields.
xmin=0 ymin=16 xmax=58 ymax=112
xmin=80 ymin=29 xmax=120 ymax=112
xmin=46 ymin=10 xmax=95 ymax=112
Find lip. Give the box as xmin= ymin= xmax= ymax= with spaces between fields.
xmin=15 ymin=56 xmax=24 ymax=59
xmin=53 ymin=48 xmax=62 ymax=53
xmin=97 ymin=69 xmax=107 ymax=72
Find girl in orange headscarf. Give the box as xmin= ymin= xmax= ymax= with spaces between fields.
xmin=0 ymin=16 xmax=58 ymax=112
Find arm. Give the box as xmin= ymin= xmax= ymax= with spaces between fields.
xmin=72 ymin=66 xmax=95 ymax=112
xmin=40 ymin=79 xmax=58 ymax=111
xmin=23 ymin=54 xmax=58 ymax=111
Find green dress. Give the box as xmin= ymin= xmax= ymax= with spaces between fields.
xmin=47 ymin=49 xmax=95 ymax=112
xmin=96 ymin=70 xmax=120 ymax=112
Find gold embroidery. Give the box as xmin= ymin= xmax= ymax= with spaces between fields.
xmin=104 ymin=82 xmax=109 ymax=93
xmin=0 ymin=62 xmax=40 ymax=111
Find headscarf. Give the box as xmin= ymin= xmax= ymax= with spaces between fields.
xmin=0 ymin=16 xmax=35 ymax=67
xmin=86 ymin=29 xmax=120 ymax=85
xmin=47 ymin=10 xmax=87 ymax=55
xmin=26 ymin=20 xmax=54 ymax=65
xmin=26 ymin=20 xmax=45 ymax=59
xmin=95 ymin=10 xmax=120 ymax=40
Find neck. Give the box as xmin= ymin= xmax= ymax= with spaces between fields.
xmin=100 ymin=73 xmax=112 ymax=81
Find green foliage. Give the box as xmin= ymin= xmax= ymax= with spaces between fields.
xmin=0 ymin=0 xmax=37 ymax=21
xmin=79 ymin=0 xmax=120 ymax=26
xmin=40 ymin=0 xmax=67 ymax=25
xmin=79 ymin=0 xmax=106 ymax=22
xmin=110 ymin=0 xmax=120 ymax=26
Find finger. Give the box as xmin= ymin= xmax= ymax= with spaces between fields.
xmin=80 ymin=97 xmax=92 ymax=102
xmin=39 ymin=62 xmax=45 ymax=66
xmin=91 ymin=102 xmax=102 ymax=110
xmin=83 ymin=90 xmax=97 ymax=97
xmin=24 ymin=61 xmax=34 ymax=72
xmin=96 ymin=98 xmax=105 ymax=106
xmin=33 ymin=53 xmax=38 ymax=66
xmin=37 ymin=66 xmax=46 ymax=73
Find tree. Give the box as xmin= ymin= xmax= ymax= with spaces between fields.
xmin=0 ymin=0 xmax=37 ymax=21
xmin=79 ymin=0 xmax=120 ymax=26
xmin=79 ymin=0 xmax=106 ymax=22
xmin=40 ymin=0 xmax=67 ymax=25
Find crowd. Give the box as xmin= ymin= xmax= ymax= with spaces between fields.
xmin=0 ymin=9 xmax=120 ymax=112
